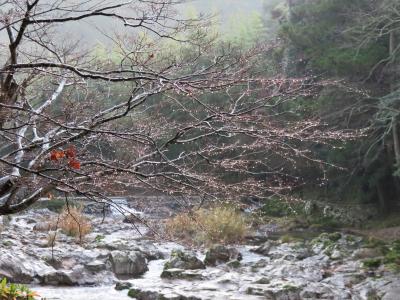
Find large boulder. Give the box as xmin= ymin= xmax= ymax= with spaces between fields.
xmin=164 ymin=250 xmax=205 ymax=270
xmin=109 ymin=250 xmax=148 ymax=278
xmin=0 ymin=252 xmax=54 ymax=283
xmin=41 ymin=265 xmax=96 ymax=286
xmin=204 ymin=245 xmax=242 ymax=266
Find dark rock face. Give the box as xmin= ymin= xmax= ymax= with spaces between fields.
xmin=164 ymin=250 xmax=205 ymax=270
xmin=204 ymin=245 xmax=242 ymax=266
xmin=109 ymin=250 xmax=148 ymax=278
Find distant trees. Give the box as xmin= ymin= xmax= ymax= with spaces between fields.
xmin=275 ymin=0 xmax=400 ymax=211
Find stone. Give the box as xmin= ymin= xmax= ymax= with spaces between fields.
xmin=33 ymin=222 xmax=54 ymax=232
xmin=161 ymin=268 xmax=204 ymax=280
xmin=42 ymin=271 xmax=75 ymax=286
xmin=226 ymin=260 xmax=241 ymax=268
xmin=253 ymin=277 xmax=270 ymax=284
xmin=204 ymin=245 xmax=242 ymax=266
xmin=164 ymin=250 xmax=205 ymax=270
xmin=115 ymin=281 xmax=133 ymax=290
xmin=83 ymin=202 xmax=112 ymax=215
xmin=109 ymin=250 xmax=148 ymax=278
xmin=0 ymin=252 xmax=54 ymax=283
xmin=246 ymin=284 xmax=302 ymax=299
xmin=85 ymin=260 xmax=106 ymax=272
xmin=253 ymin=241 xmax=274 ymax=256
xmin=128 ymin=288 xmax=201 ymax=300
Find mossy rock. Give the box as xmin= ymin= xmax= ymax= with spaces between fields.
xmin=253 ymin=277 xmax=270 ymax=284
xmin=115 ymin=281 xmax=132 ymax=291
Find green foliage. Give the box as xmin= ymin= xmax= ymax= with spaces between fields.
xmin=94 ymin=234 xmax=105 ymax=243
xmin=0 ymin=278 xmax=39 ymax=300
xmin=261 ymin=197 xmax=303 ymax=217
xmin=362 ymin=258 xmax=382 ymax=269
xmin=279 ymin=0 xmax=388 ymax=77
xmin=383 ymin=240 xmax=400 ymax=268
xmin=311 ymin=232 xmax=342 ymax=249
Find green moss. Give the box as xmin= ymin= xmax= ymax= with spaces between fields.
xmin=254 ymin=277 xmax=270 ymax=284
xmin=127 ymin=289 xmax=140 ymax=298
xmin=364 ymin=237 xmax=387 ymax=250
xmin=346 ymin=235 xmax=356 ymax=242
xmin=383 ymin=240 xmax=400 ymax=271
xmin=280 ymin=234 xmax=302 ymax=243
xmin=282 ymin=284 xmax=300 ymax=292
xmin=94 ymin=234 xmax=105 ymax=243
xmin=227 ymin=260 xmax=241 ymax=268
xmin=362 ymin=258 xmax=382 ymax=269
xmin=261 ymin=197 xmax=303 ymax=217
xmin=163 ymin=261 xmax=172 ymax=270
xmin=2 ymin=240 xmax=13 ymax=247
xmin=327 ymin=232 xmax=342 ymax=242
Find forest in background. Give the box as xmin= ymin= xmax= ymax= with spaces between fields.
xmin=1 ymin=0 xmax=400 ymax=223
xmin=177 ymin=0 xmax=400 ymax=216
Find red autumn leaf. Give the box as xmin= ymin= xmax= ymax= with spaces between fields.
xmin=65 ymin=145 xmax=77 ymax=159
xmin=50 ymin=150 xmax=65 ymax=161
xmin=68 ymin=159 xmax=81 ymax=169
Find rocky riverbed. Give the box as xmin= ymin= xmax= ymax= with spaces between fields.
xmin=0 ymin=200 xmax=399 ymax=300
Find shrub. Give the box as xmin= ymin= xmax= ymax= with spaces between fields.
xmin=362 ymin=258 xmax=382 ymax=269
xmin=0 ymin=278 xmax=39 ymax=300
xmin=165 ymin=206 xmax=250 ymax=245
xmin=58 ymin=206 xmax=91 ymax=243
xmin=383 ymin=240 xmax=400 ymax=270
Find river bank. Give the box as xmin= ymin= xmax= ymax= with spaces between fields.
xmin=0 ymin=199 xmax=399 ymax=300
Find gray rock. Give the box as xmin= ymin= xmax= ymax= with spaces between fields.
xmin=42 ymin=265 xmax=96 ymax=286
xmin=42 ymin=271 xmax=75 ymax=286
xmin=128 ymin=288 xmax=201 ymax=300
xmin=164 ymin=250 xmax=205 ymax=270
xmin=0 ymin=252 xmax=54 ymax=283
xmin=85 ymin=260 xmax=106 ymax=272
xmin=33 ymin=222 xmax=55 ymax=232
xmin=109 ymin=250 xmax=148 ymax=278
xmin=83 ymin=202 xmax=112 ymax=215
xmin=204 ymin=245 xmax=242 ymax=266
xmin=253 ymin=241 xmax=275 ymax=256
xmin=161 ymin=268 xmax=204 ymax=280
xmin=246 ymin=284 xmax=303 ymax=300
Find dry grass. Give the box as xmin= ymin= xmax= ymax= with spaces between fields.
xmin=165 ymin=206 xmax=250 ymax=245
xmin=57 ymin=206 xmax=92 ymax=243
xmin=47 ymin=231 xmax=57 ymax=247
